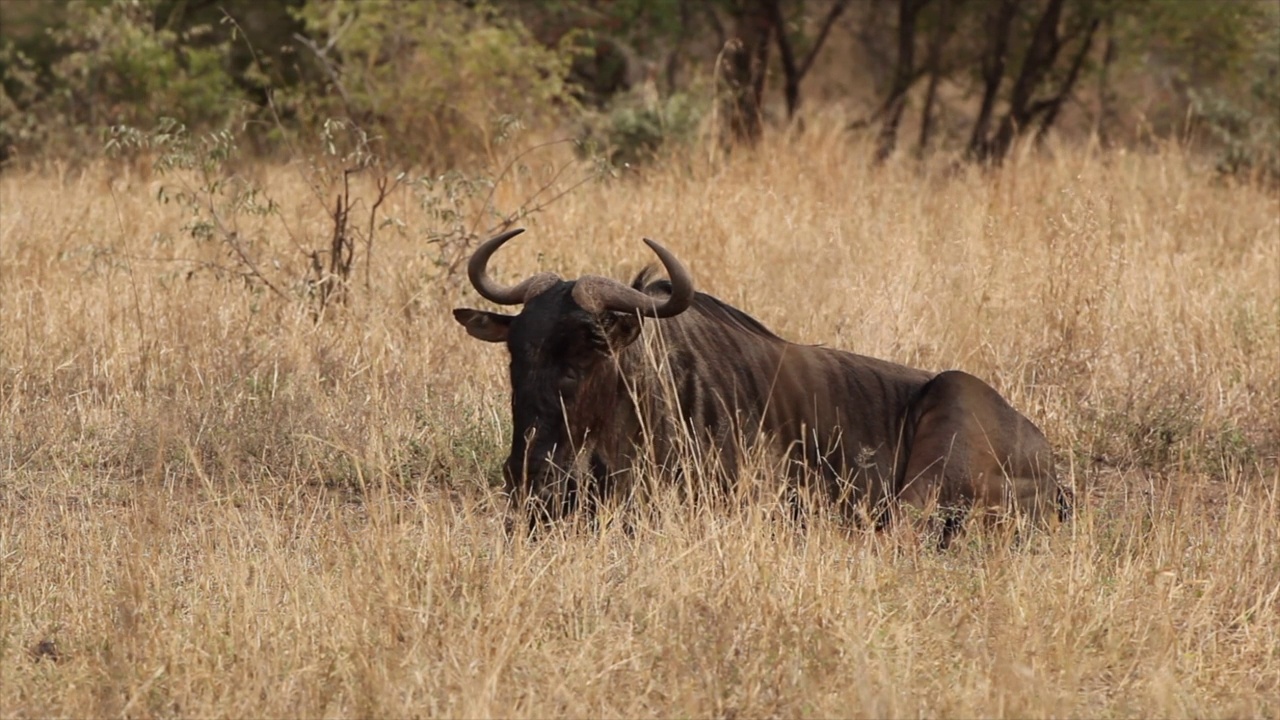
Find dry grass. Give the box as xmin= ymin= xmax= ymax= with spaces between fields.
xmin=2 ymin=124 xmax=1279 ymax=718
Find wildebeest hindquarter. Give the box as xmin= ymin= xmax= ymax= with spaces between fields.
xmin=898 ymin=370 xmax=1066 ymax=526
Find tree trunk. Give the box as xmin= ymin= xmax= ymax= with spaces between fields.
xmin=721 ymin=0 xmax=775 ymax=146
xmin=1094 ymin=19 xmax=1117 ymax=147
xmin=967 ymin=0 xmax=1020 ymax=160
xmin=875 ymin=0 xmax=925 ymax=162
xmin=767 ymin=0 xmax=851 ymax=120
xmin=989 ymin=0 xmax=1067 ymax=159
xmin=662 ymin=0 xmax=695 ymax=96
xmin=1034 ymin=16 xmax=1100 ymax=143
xmin=765 ymin=0 xmax=801 ymax=119
xmin=916 ymin=0 xmax=954 ymax=157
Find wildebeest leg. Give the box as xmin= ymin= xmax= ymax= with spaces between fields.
xmin=588 ymin=451 xmax=611 ymax=495
xmin=578 ymin=452 xmax=618 ymax=531
xmin=899 ymin=370 xmax=1061 ymax=544
xmin=524 ymin=475 xmax=579 ymax=536
xmin=778 ymin=454 xmax=814 ymax=531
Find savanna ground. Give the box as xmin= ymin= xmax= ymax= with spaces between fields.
xmin=2 ymin=123 xmax=1279 ymax=718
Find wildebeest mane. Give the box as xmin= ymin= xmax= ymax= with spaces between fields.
xmin=630 ymin=266 xmax=782 ymax=342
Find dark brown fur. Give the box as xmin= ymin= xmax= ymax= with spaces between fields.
xmin=456 ymin=268 xmax=1068 ymax=537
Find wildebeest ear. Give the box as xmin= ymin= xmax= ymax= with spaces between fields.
xmin=453 ymin=308 xmax=513 ymax=343
xmin=605 ymin=314 xmax=642 ymax=350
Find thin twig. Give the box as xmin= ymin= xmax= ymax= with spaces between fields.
xmin=293 ymin=31 xmax=355 ymax=118
xmin=113 ymin=252 xmax=269 ymax=283
xmin=468 ymin=137 xmax=581 ymax=239
xmin=511 ymin=157 xmax=577 ymax=215
xmin=511 ymin=169 xmax=598 ymax=222
xmin=219 ymin=9 xmax=318 ymax=262
xmin=366 ymin=175 xmax=393 ymax=291
xmin=205 ymin=195 xmax=287 ymax=299
xmin=220 ymin=11 xmax=299 ymax=159
xmin=442 ymin=163 xmax=598 ymax=279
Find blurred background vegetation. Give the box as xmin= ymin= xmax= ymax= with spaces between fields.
xmin=1 ymin=0 xmax=1277 ymax=178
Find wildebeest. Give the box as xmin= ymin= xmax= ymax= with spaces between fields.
xmin=454 ymin=228 xmax=1069 ymax=538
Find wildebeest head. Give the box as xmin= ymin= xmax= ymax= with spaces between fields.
xmin=452 ymin=228 xmax=694 ymax=520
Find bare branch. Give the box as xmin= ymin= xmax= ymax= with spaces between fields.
xmin=469 ymin=137 xmax=581 ymax=239
xmin=1035 ymin=17 xmax=1101 ymax=143
xmin=366 ymin=175 xmax=395 ymax=292
xmin=798 ymin=0 xmax=852 ymax=79
xmin=204 ymin=195 xmax=287 ymax=300
xmin=115 ymin=252 xmax=269 ymax=284
xmin=293 ymin=32 xmax=355 ymax=118
xmin=220 ymin=11 xmax=300 ymax=159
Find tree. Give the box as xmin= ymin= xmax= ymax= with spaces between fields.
xmin=766 ymin=0 xmax=851 ymax=120
xmin=977 ymin=0 xmax=1101 ymax=161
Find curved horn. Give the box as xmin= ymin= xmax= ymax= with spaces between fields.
xmin=467 ymin=228 xmax=560 ymax=305
xmin=572 ymin=238 xmax=694 ymax=319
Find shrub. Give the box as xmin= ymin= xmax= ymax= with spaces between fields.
xmin=576 ymin=87 xmax=706 ymax=169
xmin=1 ymin=0 xmax=243 ymax=164
xmin=1186 ymin=9 xmax=1280 ymax=183
xmin=287 ymin=0 xmax=583 ymax=172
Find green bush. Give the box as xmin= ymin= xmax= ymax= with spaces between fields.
xmin=287 ymin=0 xmax=583 ymax=171
xmin=0 ymin=44 xmax=43 ymax=160
xmin=1189 ymin=88 xmax=1280 ymax=183
xmin=1 ymin=0 xmax=243 ymax=163
xmin=1187 ymin=6 xmax=1280 ymax=183
xmin=576 ymin=88 xmax=705 ymax=169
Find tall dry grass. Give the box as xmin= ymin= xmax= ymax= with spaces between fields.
xmin=2 ymin=124 xmax=1278 ymax=718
